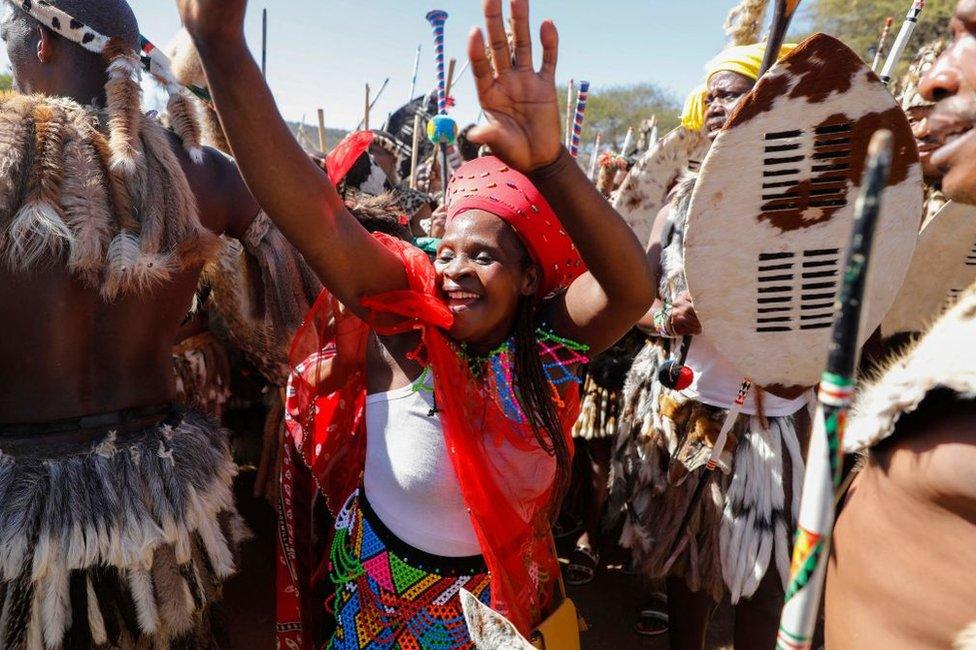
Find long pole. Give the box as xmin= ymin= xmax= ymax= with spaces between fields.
xmin=880 ymin=0 xmax=926 ymax=85
xmin=565 ymin=79 xmax=575 ymax=148
xmin=409 ymin=44 xmax=422 ymax=101
xmin=317 ymin=108 xmax=327 ymax=152
xmin=621 ymin=127 xmax=634 ymax=157
xmin=445 ymin=58 xmax=458 ymax=103
xmin=410 ymin=112 xmax=422 ymax=189
xmin=588 ymin=132 xmax=602 ymax=181
xmin=261 ymin=8 xmax=268 ymax=78
xmin=871 ymin=17 xmax=894 ymax=72
xmin=569 ymin=81 xmax=590 ymax=159
xmin=760 ymin=0 xmax=802 ymax=77
xmin=364 ymin=84 xmax=371 ymax=131
xmin=777 ymin=131 xmax=894 ymax=650
xmin=355 ymin=78 xmax=390 ymax=130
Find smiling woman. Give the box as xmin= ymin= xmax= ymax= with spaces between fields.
xmin=175 ymin=0 xmax=652 ymax=646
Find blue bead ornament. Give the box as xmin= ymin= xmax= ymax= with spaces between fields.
xmin=427 ymin=114 xmax=458 ymax=146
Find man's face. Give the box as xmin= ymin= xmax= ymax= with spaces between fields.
xmin=919 ymin=0 xmax=976 ymax=204
xmin=704 ymin=71 xmax=755 ymax=141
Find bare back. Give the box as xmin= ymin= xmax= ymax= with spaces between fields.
xmin=0 ymin=132 xmax=258 ymax=423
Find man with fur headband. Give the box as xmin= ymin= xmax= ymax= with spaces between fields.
xmin=0 ymin=0 xmax=280 ymax=645
xmin=826 ymin=1 xmax=976 ymax=647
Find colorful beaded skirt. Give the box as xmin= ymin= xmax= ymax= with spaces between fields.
xmin=328 ymin=489 xmax=492 ymax=650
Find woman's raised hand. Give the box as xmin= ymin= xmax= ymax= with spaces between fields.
xmin=466 ymin=0 xmax=563 ymax=173
xmin=175 ymin=0 xmax=247 ymax=46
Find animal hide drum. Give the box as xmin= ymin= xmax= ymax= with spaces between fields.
xmin=683 ymin=33 xmax=922 ymax=390
xmin=881 ymin=201 xmax=976 ymax=338
xmin=612 ymin=127 xmax=710 ymax=247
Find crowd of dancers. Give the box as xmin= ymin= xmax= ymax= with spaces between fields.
xmin=0 ymin=0 xmax=974 ymax=648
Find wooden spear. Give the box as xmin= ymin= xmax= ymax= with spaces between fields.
xmin=317 ymin=109 xmax=327 ymax=152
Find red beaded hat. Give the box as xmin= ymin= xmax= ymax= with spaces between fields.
xmin=446 ymin=156 xmax=586 ymax=297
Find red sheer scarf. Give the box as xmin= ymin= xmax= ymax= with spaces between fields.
xmin=276 ymin=234 xmax=580 ymax=646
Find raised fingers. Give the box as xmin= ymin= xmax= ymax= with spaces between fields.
xmin=539 ymin=19 xmax=558 ymax=80
xmin=468 ymin=27 xmax=495 ymax=99
xmin=510 ymin=0 xmax=532 ymax=71
xmin=483 ymin=0 xmax=512 ymax=73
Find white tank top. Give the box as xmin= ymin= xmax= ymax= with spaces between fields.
xmin=682 ymin=334 xmax=808 ymax=417
xmin=363 ymin=373 xmax=482 ymax=557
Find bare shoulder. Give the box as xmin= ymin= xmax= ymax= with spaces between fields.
xmin=164 ymin=130 xmax=260 ymax=236
xmin=870 ymin=390 xmax=976 ymax=518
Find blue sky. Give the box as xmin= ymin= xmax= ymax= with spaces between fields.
xmin=2 ymin=1 xmax=805 ymax=130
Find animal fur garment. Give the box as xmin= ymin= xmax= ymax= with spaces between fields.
xmin=0 ymin=93 xmax=220 ymax=300
xmin=206 ymin=222 xmax=322 ymax=388
xmin=166 ymin=29 xmax=230 ymax=154
xmin=611 ymin=127 xmax=709 ymax=248
xmin=847 ymin=283 xmax=976 ymax=453
xmin=0 ymin=409 xmax=249 ymax=649
xmin=956 ymin=621 xmax=976 ymax=650
xmin=572 ymin=331 xmax=646 ymax=441
xmin=173 ymin=332 xmax=232 ymax=420
xmin=608 ymin=341 xmax=804 ymax=603
xmin=103 ymin=41 xmax=144 ymax=176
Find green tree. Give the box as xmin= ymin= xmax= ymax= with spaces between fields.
xmin=805 ymin=0 xmax=954 ymax=66
xmin=558 ymin=82 xmax=681 ymax=157
xmin=0 ymin=72 xmax=12 ymax=92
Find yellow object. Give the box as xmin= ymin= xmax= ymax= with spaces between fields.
xmin=680 ymin=42 xmax=798 ymax=132
xmin=530 ymin=594 xmax=583 ymax=650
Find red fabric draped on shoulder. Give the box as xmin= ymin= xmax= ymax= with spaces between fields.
xmin=276 ymin=233 xmax=580 ymax=647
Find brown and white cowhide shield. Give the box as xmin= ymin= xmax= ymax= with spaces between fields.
xmin=882 ymin=201 xmax=976 ymax=338
xmin=612 ymin=127 xmax=710 ymax=247
xmin=683 ymin=33 xmax=922 ymax=390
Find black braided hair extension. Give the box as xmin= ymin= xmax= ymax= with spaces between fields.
xmin=511 ymin=294 xmax=572 ymax=511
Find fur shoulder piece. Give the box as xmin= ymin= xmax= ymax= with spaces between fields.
xmin=0 ymin=92 xmax=219 ymax=300
xmin=845 ymin=284 xmax=976 ymax=452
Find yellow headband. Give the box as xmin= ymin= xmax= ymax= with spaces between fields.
xmin=680 ymin=42 xmax=798 ymax=132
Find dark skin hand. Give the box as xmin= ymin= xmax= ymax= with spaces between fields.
xmin=180 ymin=0 xmax=653 ymax=395
xmin=0 ymin=22 xmax=259 ymax=424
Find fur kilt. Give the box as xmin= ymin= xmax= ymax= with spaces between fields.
xmin=0 ymin=407 xmax=249 ymax=649
xmin=609 ymin=341 xmax=808 ymax=603
xmin=572 ymin=330 xmax=647 ymax=441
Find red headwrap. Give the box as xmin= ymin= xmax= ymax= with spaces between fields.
xmin=447 ymin=156 xmax=586 ymax=297
xmin=324 ymin=130 xmax=375 ymax=185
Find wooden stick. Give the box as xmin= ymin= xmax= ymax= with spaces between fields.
xmin=317 ymin=108 xmax=327 ymax=152
xmin=445 ymin=58 xmax=457 ymax=102
xmin=588 ymin=132 xmax=602 ymax=181
xmin=565 ymin=79 xmax=575 ymax=148
xmin=409 ymin=44 xmax=422 ymax=101
xmin=410 ymin=113 xmax=422 ymax=189
xmin=777 ymin=130 xmax=893 ymax=650
xmin=760 ymin=0 xmax=802 ymax=77
xmin=871 ymin=17 xmax=895 ymax=72
xmin=364 ymin=84 xmax=371 ymax=131
xmin=261 ymin=8 xmax=268 ymax=78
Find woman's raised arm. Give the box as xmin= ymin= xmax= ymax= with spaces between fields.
xmin=176 ymin=0 xmax=406 ymax=317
